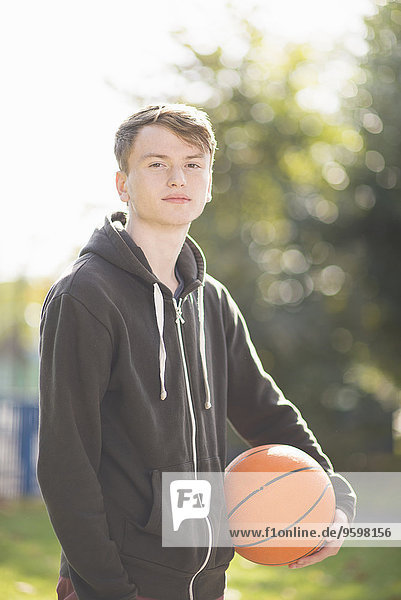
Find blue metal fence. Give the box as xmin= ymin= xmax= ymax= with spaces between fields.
xmin=0 ymin=399 xmax=40 ymax=497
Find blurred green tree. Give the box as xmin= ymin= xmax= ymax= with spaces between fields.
xmin=0 ymin=279 xmax=48 ymax=398
xmin=338 ymin=1 xmax=401 ymax=400
xmin=332 ymin=0 xmax=401 ymax=461
xmin=167 ymin=5 xmax=401 ymax=469
xmin=123 ymin=2 xmax=401 ymax=469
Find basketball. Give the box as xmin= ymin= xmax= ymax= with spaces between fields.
xmin=224 ymin=444 xmax=336 ymax=566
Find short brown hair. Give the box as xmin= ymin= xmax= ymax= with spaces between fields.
xmin=114 ymin=103 xmax=217 ymax=173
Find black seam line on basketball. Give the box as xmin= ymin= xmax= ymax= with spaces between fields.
xmin=227 ymin=467 xmax=315 ymax=520
xmin=226 ymin=447 xmax=280 ymax=471
xmin=260 ymin=541 xmax=324 ymax=566
xmin=262 ymin=542 xmax=324 ymax=566
xmin=231 ymin=482 xmax=331 ymax=548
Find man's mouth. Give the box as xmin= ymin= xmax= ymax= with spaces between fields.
xmin=162 ymin=195 xmax=191 ymax=204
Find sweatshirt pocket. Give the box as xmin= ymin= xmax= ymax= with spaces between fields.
xmin=130 ymin=469 xmax=162 ymax=536
xmin=121 ymin=464 xmax=210 ymax=574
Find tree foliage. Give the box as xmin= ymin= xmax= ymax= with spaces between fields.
xmin=168 ymin=3 xmax=401 ymax=468
xmin=340 ymin=1 xmax=401 ymax=395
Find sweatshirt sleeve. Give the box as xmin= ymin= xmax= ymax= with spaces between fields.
xmin=37 ymin=292 xmax=137 ymax=600
xmin=221 ymin=286 xmax=356 ymax=523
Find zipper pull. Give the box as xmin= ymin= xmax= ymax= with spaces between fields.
xmin=173 ymin=298 xmax=185 ymax=325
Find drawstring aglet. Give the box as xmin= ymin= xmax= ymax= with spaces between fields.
xmin=154 ymin=283 xmax=168 ymax=402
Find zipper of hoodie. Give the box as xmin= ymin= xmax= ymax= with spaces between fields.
xmin=172 ymin=296 xmax=213 ymax=600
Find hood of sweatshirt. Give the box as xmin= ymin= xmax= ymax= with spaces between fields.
xmin=78 ymin=212 xmax=205 ymax=298
xmin=78 ymin=211 xmax=212 ymax=408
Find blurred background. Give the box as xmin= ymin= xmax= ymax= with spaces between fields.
xmin=1 ymin=0 xmax=401 ymax=598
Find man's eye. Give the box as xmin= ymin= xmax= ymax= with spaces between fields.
xmin=187 ymin=163 xmax=201 ymax=169
xmin=150 ymin=162 xmax=163 ymax=168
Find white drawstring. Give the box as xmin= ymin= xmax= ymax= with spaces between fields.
xmin=153 ymin=284 xmax=167 ymax=400
xmin=198 ymin=286 xmax=212 ymax=409
xmin=152 ymin=282 xmax=211 ymax=409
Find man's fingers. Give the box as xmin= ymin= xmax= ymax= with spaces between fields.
xmin=288 ymin=509 xmax=349 ymax=569
xmin=288 ymin=544 xmax=340 ymax=569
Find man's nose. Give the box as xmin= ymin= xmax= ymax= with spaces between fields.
xmin=168 ymin=166 xmax=186 ymax=187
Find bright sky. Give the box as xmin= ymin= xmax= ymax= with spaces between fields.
xmin=0 ymin=0 xmax=377 ymax=282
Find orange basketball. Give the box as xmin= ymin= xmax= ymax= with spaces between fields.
xmin=224 ymin=444 xmax=336 ymax=565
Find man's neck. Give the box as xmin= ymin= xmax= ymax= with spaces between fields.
xmin=125 ymin=216 xmax=188 ymax=294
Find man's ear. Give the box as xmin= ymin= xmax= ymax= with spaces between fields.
xmin=206 ymin=169 xmax=213 ymax=204
xmin=115 ymin=171 xmax=129 ymax=203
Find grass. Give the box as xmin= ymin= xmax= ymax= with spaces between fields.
xmin=227 ymin=549 xmax=401 ymax=600
xmin=0 ymin=500 xmax=400 ymax=599
xmin=0 ymin=499 xmax=60 ymax=600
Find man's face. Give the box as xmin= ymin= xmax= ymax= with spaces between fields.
xmin=116 ymin=125 xmax=212 ymax=229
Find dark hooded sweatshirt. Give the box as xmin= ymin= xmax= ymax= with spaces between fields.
xmin=37 ymin=213 xmax=356 ymax=600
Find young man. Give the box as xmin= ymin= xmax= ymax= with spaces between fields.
xmin=37 ymin=104 xmax=356 ymax=600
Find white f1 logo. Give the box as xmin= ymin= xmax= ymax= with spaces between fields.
xmin=170 ymin=480 xmax=211 ymax=531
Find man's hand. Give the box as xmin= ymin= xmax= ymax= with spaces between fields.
xmin=288 ymin=508 xmax=349 ymax=569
